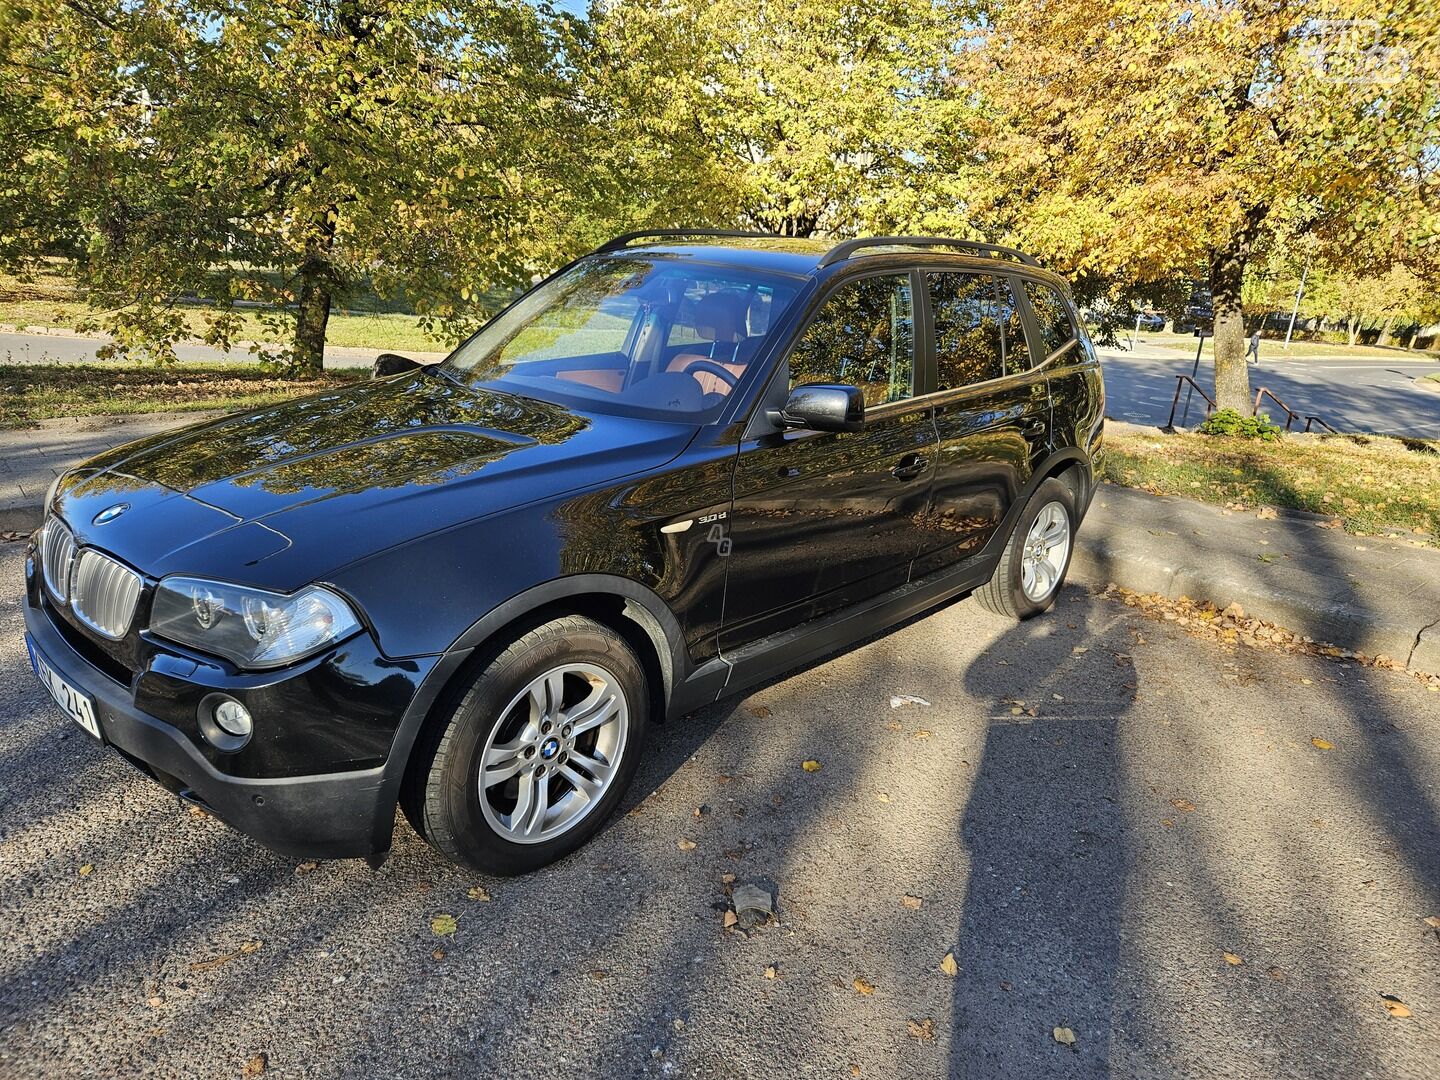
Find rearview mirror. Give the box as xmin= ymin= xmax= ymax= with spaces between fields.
xmin=776 ymin=383 xmax=865 ymax=432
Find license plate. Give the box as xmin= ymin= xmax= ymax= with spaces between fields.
xmin=25 ymin=636 xmax=102 ymax=741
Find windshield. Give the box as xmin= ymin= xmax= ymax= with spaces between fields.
xmin=442 ymin=256 xmax=803 ymax=422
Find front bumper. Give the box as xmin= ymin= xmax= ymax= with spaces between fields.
xmin=23 ymin=561 xmax=435 ymax=860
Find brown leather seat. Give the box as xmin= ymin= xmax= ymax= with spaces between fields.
xmin=667 ymin=292 xmax=752 ymax=396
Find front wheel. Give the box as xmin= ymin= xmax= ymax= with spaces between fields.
xmin=973 ymin=477 xmax=1077 ymax=620
xmin=402 ymin=615 xmax=648 ymax=875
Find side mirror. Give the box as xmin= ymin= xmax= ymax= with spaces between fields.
xmin=775 ymin=383 xmax=865 ymax=432
xmin=372 ymin=352 xmax=424 ymax=378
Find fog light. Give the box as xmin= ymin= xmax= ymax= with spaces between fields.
xmin=213 ymin=699 xmax=253 ymax=738
xmin=198 ymin=693 xmax=253 ymax=751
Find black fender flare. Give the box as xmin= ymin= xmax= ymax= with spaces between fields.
xmin=368 ymin=574 xmax=687 ymax=850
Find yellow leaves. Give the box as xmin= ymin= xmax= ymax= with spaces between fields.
xmin=853 ymin=977 xmax=876 ymax=995
xmin=1223 ymin=952 xmax=1244 ymax=966
xmin=243 ymin=1053 xmax=268 ymax=1077
xmin=1311 ymin=737 xmax=1334 ymax=750
xmin=939 ymin=952 xmax=958 ymax=977
xmin=78 ymin=863 xmax=93 ymax=877
xmin=801 ymin=759 xmax=822 ymax=772
xmin=763 ymin=965 xmax=778 ymax=980
xmin=432 ymin=949 xmax=446 ymax=961
xmin=1171 ymin=798 xmax=1196 ymax=813
xmin=467 ymin=885 xmax=491 ymax=902
xmin=294 ymin=861 xmax=318 ymax=875
xmin=907 ymin=1018 xmax=936 ymax=1042
xmin=722 ymin=911 xmax=739 ymax=930
xmin=430 ymin=914 xmax=457 ymax=937
xmin=1424 ymin=916 xmax=1440 ymax=929
xmin=677 ymin=838 xmax=697 ymax=852
xmin=900 ymin=895 xmax=923 ymax=910
xmin=1380 ymin=994 xmax=1412 ymax=1018
xmin=1053 ymin=1026 xmax=1077 ymax=1046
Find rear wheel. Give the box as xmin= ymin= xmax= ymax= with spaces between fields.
xmin=973 ymin=477 xmax=1076 ymax=619
xmin=402 ymin=615 xmax=648 ymax=875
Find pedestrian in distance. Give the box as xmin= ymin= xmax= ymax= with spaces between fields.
xmin=1247 ymin=329 xmax=1261 ymax=366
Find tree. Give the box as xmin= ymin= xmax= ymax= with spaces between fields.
xmin=2 ymin=0 xmax=602 ymax=373
xmin=586 ymin=0 xmax=966 ymax=238
xmin=956 ymin=0 xmax=1438 ymax=410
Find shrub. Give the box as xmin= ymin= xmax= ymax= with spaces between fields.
xmin=1196 ymin=408 xmax=1283 ymax=441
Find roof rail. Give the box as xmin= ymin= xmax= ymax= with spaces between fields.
xmin=594 ymin=229 xmax=790 ymax=254
xmin=817 ymin=236 xmax=1040 ymax=269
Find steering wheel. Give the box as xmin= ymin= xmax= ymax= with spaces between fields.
xmin=683 ymin=359 xmax=740 ymax=389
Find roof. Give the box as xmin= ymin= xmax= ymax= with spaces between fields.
xmin=593 ymin=232 xmax=1046 ymax=279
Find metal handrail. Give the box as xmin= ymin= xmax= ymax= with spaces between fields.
xmin=1253 ymin=387 xmax=1302 ymax=431
xmin=593 ymin=229 xmax=788 ymax=253
xmin=1304 ymin=415 xmax=1338 ymax=434
xmin=1166 ymin=375 xmax=1217 ymax=428
xmin=816 ymin=236 xmax=1041 ymax=269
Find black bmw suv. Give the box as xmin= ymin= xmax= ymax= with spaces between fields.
xmin=24 ymin=233 xmax=1104 ymax=875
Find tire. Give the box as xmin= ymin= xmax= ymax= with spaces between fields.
xmin=401 ymin=615 xmax=649 ymax=875
xmin=973 ymin=477 xmax=1077 ymax=620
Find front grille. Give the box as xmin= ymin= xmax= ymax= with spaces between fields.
xmin=40 ymin=518 xmax=77 ymax=601
xmin=71 ymin=549 xmax=142 ymax=640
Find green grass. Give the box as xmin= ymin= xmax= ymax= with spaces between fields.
xmin=0 ymin=268 xmax=461 ymax=355
xmin=1101 ymin=427 xmax=1440 ymax=544
xmin=1 ymin=363 xmax=370 ymax=428
xmin=1130 ymin=330 xmax=1438 ymax=361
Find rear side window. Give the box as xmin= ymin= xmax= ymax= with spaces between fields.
xmin=927 ymin=272 xmax=1027 ymax=389
xmin=1024 ymin=280 xmax=1077 ymax=358
xmin=789 ymin=273 xmax=915 ymax=406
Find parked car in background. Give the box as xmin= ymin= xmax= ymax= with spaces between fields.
xmin=25 ymin=232 xmax=1105 ymax=875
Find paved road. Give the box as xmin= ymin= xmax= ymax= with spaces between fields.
xmin=1097 ymin=344 xmax=1440 ymax=437
xmin=3 ymin=544 xmax=1437 ymax=1079
xmin=0 ymin=331 xmax=444 ymax=369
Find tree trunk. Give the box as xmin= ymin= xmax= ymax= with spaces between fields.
xmin=291 ymin=220 xmax=338 ymax=376
xmin=1347 ymin=318 xmax=1360 ymax=347
xmin=293 ymin=276 xmax=332 ymax=375
xmin=1209 ymin=239 xmax=1252 ymax=412
xmin=1376 ymin=314 xmax=1395 ymax=347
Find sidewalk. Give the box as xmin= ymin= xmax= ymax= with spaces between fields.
xmin=1071 ymin=484 xmax=1440 ymax=673
xmin=4 ymin=411 xmax=1438 ymax=672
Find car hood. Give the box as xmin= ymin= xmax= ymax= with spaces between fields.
xmin=54 ymin=371 xmax=699 ymax=589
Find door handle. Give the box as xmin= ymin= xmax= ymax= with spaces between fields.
xmin=891 ymin=454 xmax=929 ymax=481
xmin=1023 ymin=419 xmax=1047 ymax=437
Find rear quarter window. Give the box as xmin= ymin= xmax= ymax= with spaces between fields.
xmin=1024 ymin=281 xmax=1077 ymax=359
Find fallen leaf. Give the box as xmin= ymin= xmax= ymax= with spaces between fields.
xmin=747 ymin=705 xmax=771 ymax=718
xmin=589 ymin=969 xmax=608 ymax=980
xmin=1161 ymin=818 xmax=1174 ymax=828
xmin=242 ymin=1053 xmax=268 ymax=1077
xmin=1424 ymin=916 xmax=1440 ymax=929
xmin=877 ymin=792 xmax=891 ymax=803
xmin=188 ymin=941 xmax=264 ymax=973
xmin=677 ymin=838 xmax=697 ymax=852
xmin=720 ymin=872 xmax=736 ymax=885
xmin=722 ymin=911 xmax=738 ymax=929
xmin=1311 ymin=737 xmax=1334 ymax=750
xmin=1053 ymin=1026 xmax=1077 ymax=1046
xmin=467 ymin=886 xmax=491 ymax=902
xmin=801 ymin=760 xmax=822 ymax=773
xmin=186 ymin=805 xmax=208 ymax=818
xmin=900 ymin=895 xmax=923 ymax=910
xmin=430 ymin=914 xmax=457 ymax=937
xmin=912 ymin=729 xmax=932 ymax=739
xmin=1224 ymin=952 xmax=1244 ymax=966
xmin=432 ymin=949 xmax=445 ymax=960
xmin=764 ymin=965 xmax=777 ymax=980
xmin=889 ymin=695 xmax=931 ymax=709
xmin=78 ymin=863 xmax=93 ymax=877
xmin=693 ymin=804 xmax=709 ymax=818
xmin=1380 ymin=994 xmax=1412 ymax=1018
xmin=907 ymin=1018 xmax=936 ymax=1042
xmin=1256 ymin=507 xmax=1278 ymax=520
xmin=294 ymin=861 xmax=318 ymax=875
xmin=853 ymin=977 xmax=875 ymax=995
xmin=939 ymin=952 xmax=958 ymax=977
xmin=1267 ymin=967 xmax=1285 ymax=981
xmin=146 ymin=996 xmax=164 ymax=1009
xmin=999 ymin=980 xmax=1013 ymax=992
xmin=1171 ymin=798 xmax=1196 ymax=813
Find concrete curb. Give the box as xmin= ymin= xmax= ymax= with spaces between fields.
xmin=1071 ymin=487 xmax=1440 ymax=675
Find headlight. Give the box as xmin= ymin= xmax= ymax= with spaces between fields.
xmin=150 ymin=577 xmax=362 ymax=670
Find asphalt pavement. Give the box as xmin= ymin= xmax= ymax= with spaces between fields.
xmin=3 ymin=543 xmax=1437 ymax=1079
xmin=1096 ymin=343 xmax=1440 ymax=438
